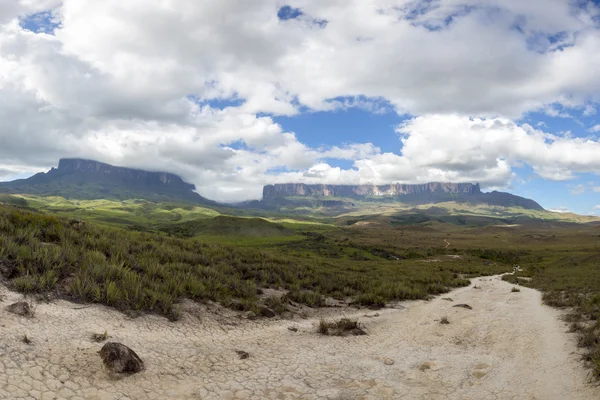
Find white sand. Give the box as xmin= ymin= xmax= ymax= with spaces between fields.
xmin=1 ymin=275 xmax=599 ymax=400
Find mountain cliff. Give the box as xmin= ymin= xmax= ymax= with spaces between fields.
xmin=260 ymin=182 xmax=544 ymax=211
xmin=263 ymin=182 xmax=481 ymax=198
xmin=0 ymin=159 xmax=214 ymax=205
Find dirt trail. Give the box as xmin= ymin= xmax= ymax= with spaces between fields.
xmin=1 ymin=275 xmax=599 ymax=400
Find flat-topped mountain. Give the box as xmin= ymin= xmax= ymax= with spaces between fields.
xmin=261 ymin=182 xmax=544 ymax=211
xmin=264 ymin=182 xmax=481 ymax=198
xmin=0 ymin=158 xmax=214 ymax=204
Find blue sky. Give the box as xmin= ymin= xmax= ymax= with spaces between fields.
xmin=2 ymin=1 xmax=600 ymax=212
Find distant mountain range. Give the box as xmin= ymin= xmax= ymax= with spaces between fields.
xmin=0 ymin=159 xmax=215 ymax=205
xmin=0 ymin=159 xmax=544 ymax=213
xmin=259 ymin=183 xmax=544 ymax=211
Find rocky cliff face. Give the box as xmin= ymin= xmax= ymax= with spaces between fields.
xmin=261 ymin=182 xmax=543 ymax=211
xmin=0 ymin=159 xmax=213 ymax=204
xmin=263 ymin=183 xmax=481 ymax=199
xmin=55 ymin=159 xmax=194 ymax=190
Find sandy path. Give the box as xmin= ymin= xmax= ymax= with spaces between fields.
xmin=1 ymin=275 xmax=599 ymax=400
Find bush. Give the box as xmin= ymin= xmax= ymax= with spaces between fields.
xmin=317 ymin=318 xmax=366 ymax=336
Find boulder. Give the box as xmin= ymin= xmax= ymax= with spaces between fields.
xmin=98 ymin=342 xmax=144 ymax=374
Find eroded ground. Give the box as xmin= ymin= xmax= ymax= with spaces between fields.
xmin=1 ymin=276 xmax=599 ymax=400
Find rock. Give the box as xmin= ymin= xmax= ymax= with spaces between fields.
xmin=242 ymin=311 xmax=257 ymax=320
xmin=288 ymin=327 xmax=298 ymax=332
xmin=260 ymin=306 xmax=276 ymax=318
xmin=453 ymin=304 xmax=473 ymax=310
xmin=442 ymin=298 xmax=453 ymax=302
xmin=0 ymin=261 xmax=18 ymax=279
xmin=98 ymin=342 xmax=144 ymax=374
xmin=235 ymin=350 xmax=250 ymax=359
xmin=6 ymin=302 xmax=32 ymax=317
xmin=384 ymin=358 xmax=395 ymax=365
xmin=262 ymin=183 xmax=543 ymax=210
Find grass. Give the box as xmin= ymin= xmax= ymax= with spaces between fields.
xmin=22 ymin=334 xmax=32 ymax=345
xmin=4 ymin=194 xmax=600 ymax=380
xmin=262 ymin=296 xmax=288 ymax=314
xmin=318 ymin=318 xmax=366 ymax=336
xmin=511 ymin=286 xmax=521 ymax=292
xmin=0 ymin=204 xmax=509 ymax=320
xmin=91 ymin=331 xmax=109 ymax=342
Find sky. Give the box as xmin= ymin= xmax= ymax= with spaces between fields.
xmin=1 ymin=1 xmax=600 ymax=214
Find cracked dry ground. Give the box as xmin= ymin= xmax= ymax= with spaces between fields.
xmin=1 ymin=276 xmax=600 ymax=400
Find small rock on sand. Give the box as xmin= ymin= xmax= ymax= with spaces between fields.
xmin=236 ymin=350 xmax=250 ymax=359
xmin=453 ymin=304 xmax=473 ymax=310
xmin=260 ymin=307 xmax=277 ymax=318
xmin=6 ymin=302 xmax=32 ymax=317
xmin=98 ymin=342 xmax=144 ymax=374
xmin=384 ymin=358 xmax=395 ymax=365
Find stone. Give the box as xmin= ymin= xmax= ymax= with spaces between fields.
xmin=384 ymin=358 xmax=395 ymax=365
xmin=98 ymin=342 xmax=144 ymax=374
xmin=235 ymin=350 xmax=250 ymax=360
xmin=6 ymin=302 xmax=32 ymax=317
xmin=260 ymin=306 xmax=276 ymax=318
xmin=453 ymin=304 xmax=473 ymax=310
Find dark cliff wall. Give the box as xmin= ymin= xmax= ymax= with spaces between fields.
xmin=56 ymin=159 xmax=194 ymax=190
xmin=261 ymin=182 xmax=543 ymax=210
xmin=263 ymin=183 xmax=481 ymax=199
xmin=0 ymin=158 xmax=213 ymax=204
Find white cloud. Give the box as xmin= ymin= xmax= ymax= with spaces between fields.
xmin=549 ymin=207 xmax=571 ymax=213
xmin=394 ymin=115 xmax=600 ymax=183
xmin=569 ymin=184 xmax=585 ymax=195
xmin=41 ymin=0 xmax=600 ymax=118
xmin=2 ymin=1 xmax=600 ymax=201
xmin=584 ymin=104 xmax=597 ymax=116
xmin=590 ymin=124 xmax=600 ymax=132
xmin=593 ymin=205 xmax=600 ymax=210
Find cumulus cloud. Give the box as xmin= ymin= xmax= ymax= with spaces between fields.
xmin=549 ymin=207 xmax=572 ymax=213
xmin=2 ymin=1 xmax=600 ymax=201
xmin=570 ymin=184 xmax=586 ymax=195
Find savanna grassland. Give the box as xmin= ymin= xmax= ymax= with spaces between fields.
xmin=2 ymin=193 xmax=600 ymax=377
xmin=0 ymin=202 xmax=509 ymax=321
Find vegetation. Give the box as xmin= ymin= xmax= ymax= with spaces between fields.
xmin=0 ymin=204 xmax=507 ymax=320
xmin=4 ymin=191 xmax=600 ymax=379
xmin=91 ymin=331 xmax=109 ymax=343
xmin=21 ymin=334 xmax=32 ymax=345
xmin=318 ymin=318 xmax=366 ymax=336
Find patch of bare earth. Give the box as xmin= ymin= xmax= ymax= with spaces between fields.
xmin=1 ymin=276 xmax=599 ymax=399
